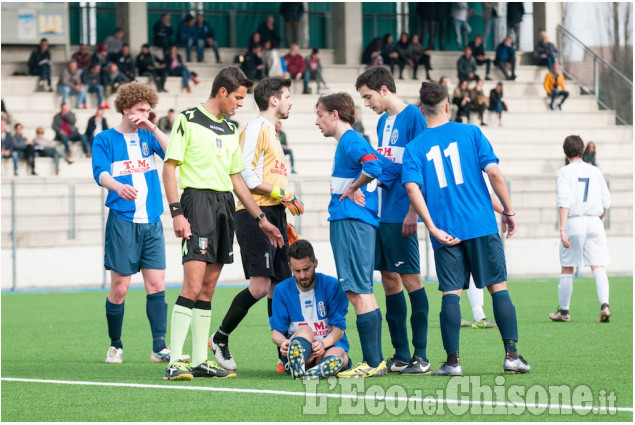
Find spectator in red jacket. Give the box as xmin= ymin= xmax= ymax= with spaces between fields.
xmin=284 ymin=44 xmax=305 ymax=88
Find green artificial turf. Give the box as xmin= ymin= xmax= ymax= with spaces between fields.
xmin=2 ymin=277 xmax=632 ymax=421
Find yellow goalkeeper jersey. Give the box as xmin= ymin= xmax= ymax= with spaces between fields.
xmin=236 ymin=116 xmax=289 ymax=211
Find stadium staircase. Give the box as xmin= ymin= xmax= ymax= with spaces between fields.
xmin=1 ymin=45 xmax=632 ymax=283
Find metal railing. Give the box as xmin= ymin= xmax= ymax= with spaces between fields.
xmin=557 ymin=24 xmax=633 ymax=125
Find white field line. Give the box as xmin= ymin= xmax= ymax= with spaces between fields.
xmin=1 ymin=377 xmax=633 ymax=414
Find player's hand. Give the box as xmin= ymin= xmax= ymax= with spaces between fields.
xmin=339 ymin=187 xmax=365 ymax=207
xmin=116 ymin=183 xmax=138 ymax=201
xmin=402 ymin=210 xmax=418 ymax=237
xmin=280 ymin=192 xmax=304 ymax=216
xmin=280 ymin=339 xmax=290 ymax=357
xmin=258 ymin=217 xmax=285 ymax=248
xmin=173 ymin=214 xmax=192 ymax=240
xmin=502 ymin=214 xmax=516 ymax=238
xmin=311 ymin=340 xmax=325 ymax=357
xmin=560 ymin=230 xmax=570 ymax=248
xmin=128 ymin=114 xmax=153 ymax=131
xmin=287 ymin=223 xmax=300 ymax=245
xmin=430 ymin=227 xmax=460 ymax=246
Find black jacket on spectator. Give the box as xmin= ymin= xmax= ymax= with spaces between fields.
xmin=116 ymin=53 xmax=136 ymax=81
xmin=153 ymin=20 xmax=174 ymax=50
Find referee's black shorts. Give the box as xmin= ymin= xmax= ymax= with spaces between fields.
xmin=235 ymin=205 xmax=291 ymax=283
xmin=180 ymin=188 xmax=235 ymax=264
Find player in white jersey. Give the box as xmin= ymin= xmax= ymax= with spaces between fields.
xmin=549 ymin=135 xmax=611 ymax=323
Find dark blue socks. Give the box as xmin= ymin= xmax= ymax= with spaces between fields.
xmin=385 ymin=292 xmax=410 ymax=362
xmin=439 ymin=294 xmax=461 ymax=353
xmin=491 ymin=290 xmax=518 ymax=350
xmin=106 ymin=298 xmax=124 ymax=349
xmin=357 ymin=310 xmax=382 ymax=367
xmin=409 ymin=287 xmax=429 ymax=360
xmin=146 ymin=291 xmax=167 ymax=352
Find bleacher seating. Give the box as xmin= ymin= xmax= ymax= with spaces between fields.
xmin=1 ymin=44 xmax=632 ymax=249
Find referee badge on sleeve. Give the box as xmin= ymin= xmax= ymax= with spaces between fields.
xmin=198 ymin=237 xmax=208 ymax=254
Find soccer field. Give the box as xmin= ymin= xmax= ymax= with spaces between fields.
xmin=1 ymin=277 xmax=632 ymax=421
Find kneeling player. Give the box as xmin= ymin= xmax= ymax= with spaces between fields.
xmin=270 ymin=240 xmax=351 ymax=379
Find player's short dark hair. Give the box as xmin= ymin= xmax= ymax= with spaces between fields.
xmin=141 ymin=43 xmax=149 ymax=49
xmin=563 ymin=135 xmax=584 ymax=159
xmin=254 ymin=78 xmax=291 ymax=111
xmin=211 ymin=66 xmax=254 ymax=97
xmin=355 ymin=66 xmax=396 ymax=93
xmin=419 ymin=82 xmax=448 ymax=116
xmin=316 ymin=92 xmax=355 ymax=125
xmin=288 ymin=239 xmax=316 ymax=262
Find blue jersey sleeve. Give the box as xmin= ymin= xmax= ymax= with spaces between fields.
xmin=375 ymin=155 xmax=401 ymax=190
xmin=91 ymin=132 xmax=112 ymax=185
xmin=474 ymin=129 xmax=498 ymax=171
xmin=410 ymin=108 xmax=427 ymax=138
xmin=345 ymin=135 xmax=382 ymax=179
xmin=325 ymin=276 xmax=348 ymax=331
xmin=269 ymin=282 xmax=290 ymax=335
xmin=401 ymin=140 xmax=424 ymax=188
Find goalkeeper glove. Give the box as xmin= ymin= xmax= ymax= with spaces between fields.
xmin=287 ymin=223 xmax=300 ymax=245
xmin=270 ymin=186 xmax=305 ymax=216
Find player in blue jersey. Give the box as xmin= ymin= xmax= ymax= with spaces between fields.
xmin=91 ymin=82 xmax=172 ymax=364
xmin=315 ymin=92 xmax=399 ymax=378
xmin=402 ymin=82 xmax=530 ymax=375
xmin=270 ymin=239 xmax=350 ymax=379
xmin=355 ymin=66 xmax=431 ymax=375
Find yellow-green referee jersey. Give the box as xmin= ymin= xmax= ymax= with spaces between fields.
xmin=164 ymin=104 xmax=245 ymax=191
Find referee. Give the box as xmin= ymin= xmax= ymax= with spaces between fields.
xmin=162 ymin=66 xmax=284 ymax=381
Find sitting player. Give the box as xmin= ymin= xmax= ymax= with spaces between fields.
xmin=270 ymin=239 xmax=351 ymax=379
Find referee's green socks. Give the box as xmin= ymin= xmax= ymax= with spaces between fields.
xmin=191 ymin=300 xmax=212 ymax=367
xmin=105 ymin=299 xmax=124 ymax=349
xmin=170 ymin=296 xmax=194 ymax=364
xmin=146 ymin=291 xmax=167 ymax=353
xmin=409 ymin=287 xmax=429 ymax=361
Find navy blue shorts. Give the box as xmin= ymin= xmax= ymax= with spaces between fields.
xmin=330 ymin=219 xmax=376 ymax=294
xmin=374 ymin=222 xmax=421 ymax=274
xmin=104 ymin=210 xmax=166 ymax=275
xmin=434 ymin=233 xmax=507 ymax=292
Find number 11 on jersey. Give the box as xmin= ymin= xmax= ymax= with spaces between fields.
xmin=426 ymin=142 xmax=464 ymax=188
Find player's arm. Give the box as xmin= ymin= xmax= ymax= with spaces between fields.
xmin=272 ymin=329 xmax=291 ymax=356
xmin=402 ymin=204 xmax=419 ymax=237
xmin=559 ymin=207 xmax=570 ymax=248
xmin=490 ymin=194 xmax=504 ymax=214
xmin=128 ymin=114 xmax=169 ymax=152
xmin=405 ymin=182 xmax=459 ymax=246
xmin=311 ymin=326 xmax=343 ymax=358
xmin=230 ymin=173 xmax=284 ymax=248
xmin=339 ymin=149 xmax=383 ymax=204
xmin=163 ymin=159 xmax=191 ymax=240
xmin=487 ymin=165 xmax=516 ymax=238
xmin=92 ymin=135 xmax=137 ymax=201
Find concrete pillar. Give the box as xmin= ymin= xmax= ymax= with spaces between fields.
xmin=332 ymin=2 xmax=363 ymax=65
xmin=533 ymin=2 xmax=562 ymax=45
xmin=116 ymin=2 xmax=148 ymax=57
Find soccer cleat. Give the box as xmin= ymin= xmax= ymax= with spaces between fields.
xmin=191 ymin=360 xmax=237 ymax=378
xmin=151 ymin=347 xmax=171 ymax=363
xmin=209 ymin=333 xmax=237 ymax=371
xmin=386 ymin=355 xmax=409 ymax=372
xmin=460 ymin=317 xmax=473 ymax=327
xmin=336 ymin=361 xmax=387 ymax=378
xmin=548 ymin=309 xmax=571 ymax=322
xmin=598 ymin=304 xmax=611 ymax=323
xmin=472 ymin=318 xmax=498 ymax=329
xmin=504 ymin=354 xmax=531 ymax=374
xmin=105 ymin=346 xmax=123 ymax=364
xmin=305 ymin=356 xmax=346 ymax=380
xmin=287 ymin=339 xmax=307 ymax=380
xmin=431 ymin=362 xmax=462 ymax=376
xmin=400 ymin=355 xmax=431 ymax=375
xmin=277 ymin=359 xmax=286 ymax=373
xmin=163 ymin=360 xmax=194 ymax=381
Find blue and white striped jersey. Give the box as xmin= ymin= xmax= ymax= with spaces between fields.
xmin=92 ymin=128 xmax=165 ymax=223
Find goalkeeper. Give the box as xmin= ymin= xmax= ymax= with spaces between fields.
xmin=210 ymin=78 xmax=304 ymax=372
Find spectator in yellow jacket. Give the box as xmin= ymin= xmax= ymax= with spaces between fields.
xmin=544 ymin=63 xmax=569 ymax=110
